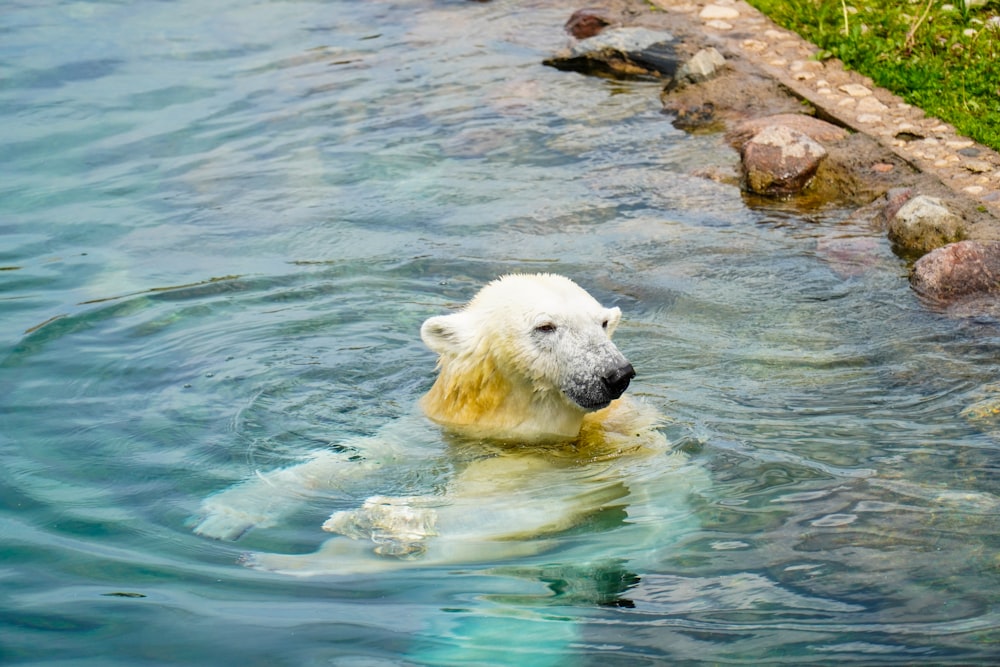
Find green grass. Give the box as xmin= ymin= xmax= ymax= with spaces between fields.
xmin=745 ymin=0 xmax=1000 ymax=150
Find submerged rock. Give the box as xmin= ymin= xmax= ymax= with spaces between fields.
xmin=887 ymin=195 xmax=966 ymax=258
xmin=740 ymin=125 xmax=827 ymax=196
xmin=816 ymin=235 xmax=884 ymax=279
xmin=544 ymin=26 xmax=678 ymax=79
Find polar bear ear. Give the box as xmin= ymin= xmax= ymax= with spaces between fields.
xmin=421 ymin=313 xmax=472 ymax=355
xmin=603 ymin=307 xmax=622 ymax=337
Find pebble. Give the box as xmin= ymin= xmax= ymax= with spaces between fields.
xmin=857 ymin=97 xmax=888 ymax=113
xmin=965 ymin=159 xmax=992 ymax=173
xmin=839 ymin=83 xmax=873 ymax=97
xmin=699 ymin=5 xmax=740 ymax=21
xmin=791 ymin=60 xmax=823 ymax=72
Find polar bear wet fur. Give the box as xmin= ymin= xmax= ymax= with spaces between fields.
xmin=195 ymin=274 xmax=688 ymax=575
xmin=419 ymin=273 xmax=635 ymax=442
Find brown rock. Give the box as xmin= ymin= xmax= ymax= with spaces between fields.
xmin=726 ymin=113 xmax=848 ymax=150
xmin=910 ymin=240 xmax=1000 ymax=306
xmin=882 ymin=187 xmax=915 ymax=223
xmin=740 ymin=125 xmax=827 ymax=196
xmin=565 ymin=8 xmax=614 ymax=39
xmin=816 ymin=235 xmax=882 ymax=278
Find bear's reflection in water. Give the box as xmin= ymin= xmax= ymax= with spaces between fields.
xmin=194 ymin=275 xmax=704 ymax=578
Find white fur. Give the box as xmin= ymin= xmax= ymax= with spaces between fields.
xmin=194 ymin=274 xmax=691 ymax=575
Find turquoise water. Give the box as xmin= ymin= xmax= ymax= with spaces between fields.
xmin=2 ymin=0 xmax=999 ymax=664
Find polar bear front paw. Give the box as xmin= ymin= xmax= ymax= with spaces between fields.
xmin=323 ymin=495 xmax=439 ymax=558
xmin=193 ymin=504 xmax=270 ymax=541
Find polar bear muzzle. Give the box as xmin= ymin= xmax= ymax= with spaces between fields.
xmin=562 ymin=351 xmax=636 ymax=411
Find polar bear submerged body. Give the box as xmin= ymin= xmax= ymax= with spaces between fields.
xmin=195 ymin=274 xmax=695 ymax=575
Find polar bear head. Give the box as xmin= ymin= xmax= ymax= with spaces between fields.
xmin=419 ymin=274 xmax=635 ymax=442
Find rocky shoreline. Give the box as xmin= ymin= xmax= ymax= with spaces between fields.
xmin=543 ymin=0 xmax=1000 ymax=318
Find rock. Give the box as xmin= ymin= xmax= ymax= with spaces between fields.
xmin=964 ymin=158 xmax=992 ymax=174
xmin=672 ymin=47 xmax=726 ymax=86
xmin=740 ymin=125 xmax=828 ymax=196
xmin=857 ymin=96 xmax=889 ymax=114
xmin=887 ymin=195 xmax=966 ymax=257
xmin=699 ymin=5 xmax=740 ymax=21
xmin=726 ymin=113 xmax=848 ymax=149
xmin=882 ymin=187 xmax=916 ymax=223
xmin=910 ymin=240 xmax=1000 ymax=305
xmin=960 ymin=382 xmax=1000 ymax=421
xmin=947 ymin=295 xmax=1000 ymax=319
xmin=816 ymin=235 xmax=883 ymax=278
xmin=910 ymin=241 xmax=1000 ymax=318
xmin=670 ymin=102 xmax=722 ymax=132
xmin=543 ymin=27 xmax=678 ymax=79
xmin=565 ymin=8 xmax=614 ymax=40
xmin=839 ymin=83 xmax=873 ymax=97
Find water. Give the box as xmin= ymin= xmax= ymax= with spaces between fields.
xmin=2 ymin=0 xmax=998 ymax=664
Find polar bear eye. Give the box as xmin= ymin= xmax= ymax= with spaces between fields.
xmin=534 ymin=323 xmax=557 ymax=334
xmin=601 ymin=319 xmax=609 ymax=330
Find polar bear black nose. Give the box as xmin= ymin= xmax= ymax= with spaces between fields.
xmin=602 ymin=363 xmax=635 ymax=400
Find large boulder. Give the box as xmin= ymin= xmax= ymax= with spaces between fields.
xmin=740 ymin=125 xmax=827 ymax=196
xmin=910 ymin=240 xmax=1000 ymax=305
xmin=887 ymin=195 xmax=966 ymax=258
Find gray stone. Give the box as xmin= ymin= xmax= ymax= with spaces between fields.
xmin=567 ymin=27 xmax=674 ymax=56
xmin=544 ymin=27 xmax=678 ymax=79
xmin=674 ymin=47 xmax=726 ymax=85
xmin=887 ymin=195 xmax=966 ymax=257
xmin=740 ymin=125 xmax=827 ymax=196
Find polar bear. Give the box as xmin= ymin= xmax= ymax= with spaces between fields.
xmin=195 ymin=274 xmax=694 ymax=575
